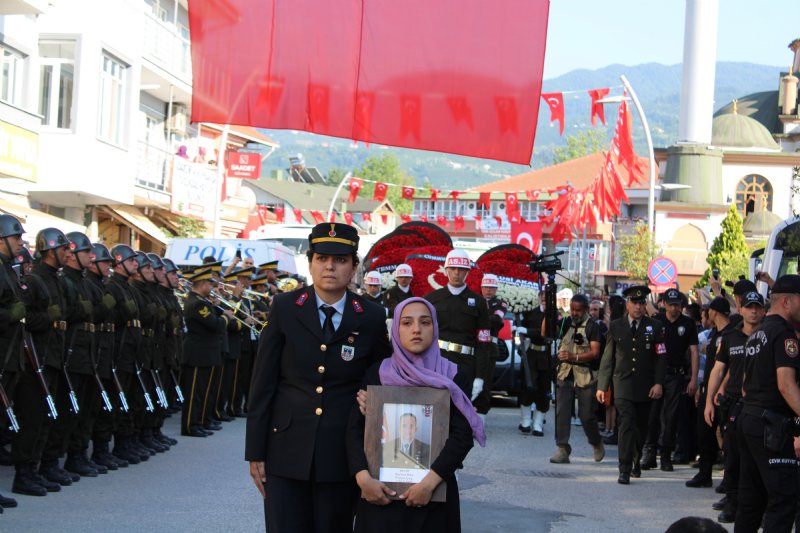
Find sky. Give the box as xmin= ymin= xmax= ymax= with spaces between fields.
xmin=543 ymin=0 xmax=798 ymax=79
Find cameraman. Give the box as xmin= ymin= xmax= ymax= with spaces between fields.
xmin=735 ymin=275 xmax=800 ymax=531
xmin=549 ymin=294 xmax=604 ymax=464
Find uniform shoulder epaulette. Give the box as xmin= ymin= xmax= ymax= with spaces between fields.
xmin=295 ymin=292 xmax=308 ymax=306
xmin=352 ymin=299 xmax=363 ymax=313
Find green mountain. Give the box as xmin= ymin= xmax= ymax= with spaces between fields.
xmin=258 ymin=61 xmax=783 ymax=189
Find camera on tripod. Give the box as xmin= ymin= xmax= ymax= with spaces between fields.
xmin=529 ymin=251 xmax=564 ymax=275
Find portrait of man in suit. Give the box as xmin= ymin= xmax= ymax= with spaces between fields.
xmin=381 ymin=410 xmax=431 ymax=470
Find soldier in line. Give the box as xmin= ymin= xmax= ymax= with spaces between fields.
xmin=480 ymin=274 xmax=507 ymax=413
xmin=106 ymin=245 xmax=146 ymax=465
xmin=424 ymin=249 xmax=493 ymax=417
xmin=181 ymin=268 xmax=233 ymax=437
xmin=551 ymin=293 xmax=605 ymax=465
xmin=25 ymin=229 xmax=73 ymax=487
xmin=361 ymin=270 xmax=385 ymax=308
xmin=383 ymin=263 xmax=414 ymax=319
xmin=161 ymin=258 xmax=185 ymax=412
xmin=597 ymin=285 xmax=666 ymax=485
xmin=0 ymin=215 xmax=32 ymax=502
xmin=516 ymin=292 xmax=551 ymax=436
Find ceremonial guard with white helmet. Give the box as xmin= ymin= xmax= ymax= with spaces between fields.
xmin=383 ymin=263 xmax=414 ymax=318
xmin=361 ymin=270 xmax=385 ymax=308
xmin=425 ymin=249 xmax=493 ymax=415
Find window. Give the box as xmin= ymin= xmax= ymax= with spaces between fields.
xmin=1 ymin=45 xmax=24 ymax=106
xmin=97 ymin=52 xmax=129 ymax=145
xmin=38 ymin=40 xmax=76 ymax=129
xmin=735 ymin=174 xmax=772 ymax=218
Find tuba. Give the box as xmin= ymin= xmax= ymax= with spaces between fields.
xmin=276 ymin=278 xmax=298 ymax=292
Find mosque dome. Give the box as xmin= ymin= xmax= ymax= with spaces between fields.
xmin=711 ymin=107 xmax=781 ymax=151
xmin=742 ymin=209 xmax=782 ymax=238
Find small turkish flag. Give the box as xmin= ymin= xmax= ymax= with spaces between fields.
xmin=400 ymin=215 xmax=411 ymax=223
xmin=494 ymin=96 xmax=519 ymax=134
xmin=362 ymin=213 xmax=372 ymax=222
xmin=474 ymin=215 xmax=482 ymax=228
xmin=293 ymin=208 xmax=303 ymax=223
xmin=353 ymin=91 xmax=375 ymax=145
xmin=430 ymin=189 xmax=440 ymax=202
xmin=328 ymin=212 xmax=336 ymax=223
xmin=478 ymin=192 xmax=491 ymax=210
xmin=494 ymin=215 xmax=502 ymax=227
xmin=454 ymin=215 xmax=465 ymax=230
xmin=308 ymin=83 xmax=330 ymax=131
xmin=505 ymin=192 xmax=519 ymax=216
xmin=373 ymin=182 xmax=388 ymax=202
xmin=401 ymin=186 xmax=415 ymax=200
xmin=525 ymin=189 xmax=540 ymax=201
xmin=348 ymin=177 xmax=364 ymax=203
xmin=589 ymin=87 xmax=610 ymax=127
xmin=310 ymin=210 xmax=325 ymax=224
xmin=400 ymin=94 xmax=422 ymax=141
xmin=436 ymin=215 xmax=447 ymax=226
xmin=344 ymin=212 xmax=353 ymax=224
xmin=257 ymin=205 xmax=268 ymax=225
xmin=420 ymin=215 xmax=428 ymax=223
xmin=446 ymin=95 xmax=474 ymax=129
xmin=449 ymin=191 xmax=461 ymax=200
xmin=275 ymin=207 xmax=285 ymax=223
xmin=541 ymin=92 xmax=565 ymax=135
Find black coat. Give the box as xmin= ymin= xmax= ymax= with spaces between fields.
xmin=24 ymin=262 xmax=66 ymax=370
xmin=383 ymin=285 xmax=413 ymax=319
xmin=0 ymin=254 xmax=24 ymax=372
xmin=105 ymin=274 xmax=140 ymax=373
xmin=245 ymin=286 xmax=392 ymax=482
xmin=182 ymin=291 xmax=226 ymax=368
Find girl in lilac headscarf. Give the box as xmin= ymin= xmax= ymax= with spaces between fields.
xmin=346 ymin=297 xmax=485 ymax=533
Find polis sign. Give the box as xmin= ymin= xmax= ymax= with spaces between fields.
xmin=226 ymin=151 xmax=261 ymax=179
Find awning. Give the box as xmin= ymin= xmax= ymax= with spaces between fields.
xmin=0 ymin=197 xmax=86 ymax=238
xmin=102 ymin=205 xmax=170 ymax=246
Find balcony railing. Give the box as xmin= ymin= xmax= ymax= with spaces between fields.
xmin=136 ymin=141 xmax=171 ymax=192
xmin=142 ymin=13 xmax=192 ymax=82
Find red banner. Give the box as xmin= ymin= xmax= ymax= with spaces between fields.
xmin=454 ymin=215 xmax=465 ymax=230
xmin=188 ymin=0 xmax=550 ymax=165
xmin=275 ymin=206 xmax=285 ymax=223
xmin=373 ymin=182 xmax=388 ymax=202
xmin=589 ymin=88 xmax=610 ymax=127
xmin=511 ymin=220 xmax=543 ymax=253
xmin=310 ymin=210 xmax=325 ymax=224
xmin=541 ymin=92 xmax=564 ymax=135
xmin=401 ymin=186 xmax=415 ymax=200
xmin=226 ymin=151 xmax=261 ymax=179
xmin=344 ymin=212 xmax=353 ymax=224
xmin=293 ymin=208 xmax=303 ymax=223
xmin=436 ymin=215 xmax=447 ymax=226
xmin=348 ymin=177 xmax=363 ymax=203
xmin=257 ymin=205 xmax=268 ymax=225
xmin=362 ymin=213 xmax=371 ymax=222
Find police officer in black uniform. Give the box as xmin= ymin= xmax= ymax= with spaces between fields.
xmin=641 ymin=288 xmax=699 ymax=472
xmin=597 ymin=285 xmax=666 ymax=485
xmin=246 ymin=222 xmax=392 ymax=533
xmin=703 ymin=290 xmax=765 ymax=523
xmin=735 ymin=275 xmax=800 ymax=531
xmin=382 ymin=263 xmax=414 ymax=318
xmin=516 ymin=291 xmax=552 ymax=435
xmin=425 ymin=249 xmax=493 ymax=416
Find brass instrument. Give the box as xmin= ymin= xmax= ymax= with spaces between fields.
xmin=276 ymin=277 xmax=299 ymax=292
xmin=210 ymin=290 xmax=266 ymax=332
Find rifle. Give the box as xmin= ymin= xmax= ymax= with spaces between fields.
xmin=62 ymin=366 xmax=80 ymax=414
xmin=135 ymin=363 xmax=155 ymax=413
xmin=150 ymin=368 xmax=168 ymax=409
xmin=0 ymin=380 xmax=19 ymax=432
xmin=169 ymin=369 xmax=184 ymax=404
xmin=111 ymin=367 xmax=129 ymax=412
xmin=21 ymin=328 xmax=58 ymax=419
xmin=88 ymin=332 xmax=112 ymax=413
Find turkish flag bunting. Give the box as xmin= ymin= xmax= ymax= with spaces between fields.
xmin=505 ymin=192 xmax=520 ymax=217
xmin=257 ymin=205 xmax=268 ymax=225
xmin=348 ymin=177 xmax=364 ymax=203
xmin=449 ymin=190 xmax=461 ymax=200
xmin=478 ymin=192 xmax=491 ymax=210
xmin=187 ymin=0 xmax=549 ymax=165
xmin=420 ymin=215 xmax=428 ymax=223
xmin=436 ymin=215 xmax=447 ymax=226
xmin=474 ymin=214 xmax=482 ymax=228
xmin=381 ymin=214 xmax=388 ymax=224
xmin=373 ymin=182 xmax=389 ymax=202
xmin=328 ymin=212 xmax=336 ymax=223
xmin=541 ymin=92 xmax=565 ymax=135
xmin=344 ymin=212 xmax=353 ymax=224
xmin=400 ymin=215 xmax=411 ymax=223
xmin=362 ymin=212 xmax=372 ymax=222
xmin=401 ymin=186 xmax=415 ymax=200
xmin=310 ymin=210 xmax=325 ymax=224
xmin=293 ymin=208 xmax=303 ymax=223
xmin=615 ymin=96 xmax=645 ymax=185
xmin=494 ymin=215 xmax=503 ymax=227
xmin=275 ymin=207 xmax=285 ymax=223
xmin=525 ymin=189 xmax=540 ymax=201
xmin=588 ymin=88 xmax=610 ymax=126
xmin=454 ymin=215 xmax=465 ymax=230
xmin=430 ymin=189 xmax=440 ymax=202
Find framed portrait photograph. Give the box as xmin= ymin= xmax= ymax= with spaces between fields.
xmin=365 ymin=385 xmax=450 ymax=502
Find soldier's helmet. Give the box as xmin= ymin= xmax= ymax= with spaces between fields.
xmin=146 ymin=253 xmax=165 ymax=270
xmin=35 ymin=228 xmax=69 ymax=251
xmin=162 ymin=258 xmax=179 ymax=274
xmin=91 ymin=243 xmax=113 ymax=263
xmin=0 ymin=214 xmax=24 ymax=238
xmin=66 ymin=231 xmax=92 ymax=253
xmin=14 ymin=247 xmax=33 ymax=265
xmin=110 ymin=244 xmax=137 ymax=266
xmin=134 ymin=251 xmax=151 ymax=271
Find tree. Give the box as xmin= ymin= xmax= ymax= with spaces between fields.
xmin=355 ymin=154 xmax=415 ymax=215
xmin=552 ymin=129 xmax=609 ymax=164
xmin=696 ymin=204 xmax=750 ymax=287
xmin=162 ymin=216 xmax=207 ymax=239
xmin=326 ymin=167 xmax=347 ymax=186
xmin=618 ymin=221 xmax=661 ymax=280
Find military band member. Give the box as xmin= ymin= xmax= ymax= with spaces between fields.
xmin=246 ymin=222 xmax=392 ymax=533
xmin=383 ymin=263 xmax=414 ymax=318
xmin=201 ymin=259 xmax=225 ymax=433
xmin=181 ymin=268 xmax=233 ymax=437
xmin=425 ymin=249 xmax=493 ymax=416
xmin=259 ymin=260 xmax=280 ymax=295
xmin=597 ymin=285 xmax=665 ymax=485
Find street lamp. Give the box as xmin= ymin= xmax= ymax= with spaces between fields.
xmin=596 ymin=75 xmax=656 ymax=235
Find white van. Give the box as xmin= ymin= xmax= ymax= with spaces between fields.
xmin=165 ymin=238 xmax=300 ymax=275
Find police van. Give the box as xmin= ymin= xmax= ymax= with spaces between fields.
xmin=750 ymin=215 xmax=800 ymax=295
xmin=165 ymin=237 xmax=303 ymax=278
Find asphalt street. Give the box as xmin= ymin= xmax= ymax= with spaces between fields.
xmin=0 ymin=404 xmax=730 ymax=532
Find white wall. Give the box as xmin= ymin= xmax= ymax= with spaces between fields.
xmin=720 ymin=162 xmax=794 ymax=220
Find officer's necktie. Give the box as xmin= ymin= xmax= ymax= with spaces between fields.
xmin=630 ymin=319 xmax=637 ymax=337
xmin=321 ymin=305 xmax=336 ymax=342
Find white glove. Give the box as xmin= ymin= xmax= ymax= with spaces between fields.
xmin=515 ymin=326 xmax=528 ymax=335
xmin=471 ymin=378 xmax=484 ymax=401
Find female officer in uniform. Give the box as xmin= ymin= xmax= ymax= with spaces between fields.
xmin=246 ymin=223 xmax=392 ymax=533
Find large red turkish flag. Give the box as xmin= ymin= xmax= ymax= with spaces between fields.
xmin=511 ymin=220 xmax=543 ymax=254
xmin=188 ymin=0 xmax=550 ymax=165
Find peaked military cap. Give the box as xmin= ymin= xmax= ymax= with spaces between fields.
xmin=259 ymin=260 xmax=279 ymax=271
xmin=623 ymin=285 xmax=650 ymax=302
xmin=234 ymin=266 xmax=255 ymax=277
xmin=201 ymin=260 xmax=223 ymax=273
xmin=308 ymin=223 xmax=359 ymax=255
xmin=187 ymin=268 xmax=214 ymax=283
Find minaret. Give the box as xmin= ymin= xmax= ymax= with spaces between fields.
xmin=663 ymin=0 xmax=724 ymax=205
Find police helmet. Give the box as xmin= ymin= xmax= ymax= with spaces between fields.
xmin=134 ymin=251 xmax=151 ymax=271
xmin=91 ymin=243 xmax=113 ymax=263
xmin=110 ymin=244 xmax=137 ymax=266
xmin=66 ymin=231 xmax=92 ymax=253
xmin=146 ymin=253 xmax=165 ymax=270
xmin=35 ymin=228 xmax=69 ymax=252
xmin=0 ymin=214 xmax=24 ymax=238
xmin=14 ymin=247 xmax=33 ymax=265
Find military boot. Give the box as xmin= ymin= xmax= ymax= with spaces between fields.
xmin=154 ymin=427 xmax=178 ymax=446
xmin=640 ymin=447 xmax=657 ymax=470
xmin=140 ymin=429 xmax=168 ymax=453
xmin=91 ymin=441 xmax=119 ymax=471
xmin=11 ymin=464 xmax=49 ymax=496
xmin=64 ymin=452 xmax=100 ymax=477
xmin=112 ymin=436 xmax=142 ymax=465
xmin=39 ymin=459 xmax=73 ymax=486
xmin=660 ymin=450 xmax=674 ymax=472
xmin=531 ymin=410 xmax=545 ymax=437
xmin=0 ymin=492 xmax=17 ymax=508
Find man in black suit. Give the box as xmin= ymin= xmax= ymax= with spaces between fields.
xmin=246 ymin=223 xmax=392 ymax=533
xmin=597 ymin=285 xmax=665 ymax=485
xmin=384 ymin=412 xmax=431 ymax=468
